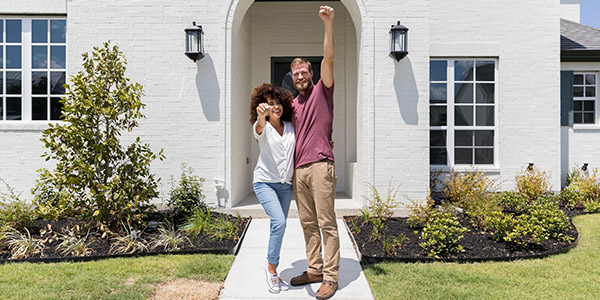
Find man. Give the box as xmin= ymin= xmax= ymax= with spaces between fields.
xmin=289 ymin=5 xmax=339 ymax=300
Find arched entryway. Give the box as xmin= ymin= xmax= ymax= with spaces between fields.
xmin=227 ymin=0 xmax=364 ymax=208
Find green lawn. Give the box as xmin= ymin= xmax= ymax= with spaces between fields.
xmin=0 ymin=254 xmax=234 ymax=299
xmin=364 ymin=213 xmax=600 ymax=300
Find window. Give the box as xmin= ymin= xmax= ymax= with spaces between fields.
xmin=573 ymin=73 xmax=597 ymax=124
xmin=1 ymin=17 xmax=66 ymax=121
xmin=430 ymin=59 xmax=497 ymax=166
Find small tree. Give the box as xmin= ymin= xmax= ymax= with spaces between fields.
xmin=33 ymin=42 xmax=164 ymax=225
xmin=167 ymin=164 xmax=207 ymax=219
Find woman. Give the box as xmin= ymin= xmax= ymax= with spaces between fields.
xmin=249 ymin=83 xmax=295 ymax=294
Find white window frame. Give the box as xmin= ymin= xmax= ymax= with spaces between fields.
xmin=572 ymin=72 xmax=598 ymax=125
xmin=429 ymin=58 xmax=498 ymax=169
xmin=0 ymin=16 xmax=66 ymax=124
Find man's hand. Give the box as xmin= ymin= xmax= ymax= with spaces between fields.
xmin=319 ymin=5 xmax=334 ymax=24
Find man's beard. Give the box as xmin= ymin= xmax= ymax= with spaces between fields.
xmin=294 ymin=78 xmax=312 ymax=92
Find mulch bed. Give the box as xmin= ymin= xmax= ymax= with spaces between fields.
xmin=0 ymin=212 xmax=250 ymax=263
xmin=344 ymin=209 xmax=581 ymax=263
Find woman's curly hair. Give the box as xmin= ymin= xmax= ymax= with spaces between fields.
xmin=249 ymin=83 xmax=294 ymax=125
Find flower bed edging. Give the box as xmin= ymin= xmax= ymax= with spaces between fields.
xmin=0 ymin=217 xmax=251 ymax=265
xmin=343 ymin=216 xmax=579 ymax=264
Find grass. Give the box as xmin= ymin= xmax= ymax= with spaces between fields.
xmin=0 ymin=254 xmax=234 ymax=299
xmin=364 ymin=213 xmax=600 ymax=300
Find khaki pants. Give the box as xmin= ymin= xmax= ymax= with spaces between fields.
xmin=293 ymin=160 xmax=340 ymax=282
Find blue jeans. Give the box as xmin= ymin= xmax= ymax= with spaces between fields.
xmin=253 ymin=182 xmax=292 ymax=266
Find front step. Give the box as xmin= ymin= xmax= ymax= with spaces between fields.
xmin=213 ymin=192 xmax=361 ymax=218
xmin=213 ymin=192 xmax=411 ymax=218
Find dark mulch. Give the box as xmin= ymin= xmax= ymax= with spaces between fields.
xmin=344 ymin=210 xmax=580 ymax=263
xmin=0 ymin=211 xmax=250 ymax=263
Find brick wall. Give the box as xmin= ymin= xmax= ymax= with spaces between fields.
xmin=0 ymin=0 xmax=564 ymax=207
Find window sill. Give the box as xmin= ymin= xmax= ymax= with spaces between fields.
xmin=0 ymin=121 xmax=62 ymax=131
xmin=572 ymin=124 xmax=600 ymax=131
xmin=430 ymin=165 xmax=501 ymax=173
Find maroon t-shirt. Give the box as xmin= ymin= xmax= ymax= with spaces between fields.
xmin=291 ymin=79 xmax=335 ymax=168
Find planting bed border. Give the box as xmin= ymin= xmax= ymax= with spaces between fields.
xmin=343 ymin=216 xmax=580 ymax=264
xmin=0 ymin=217 xmax=251 ymax=265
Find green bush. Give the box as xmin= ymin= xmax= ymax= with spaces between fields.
xmin=494 ymin=191 xmax=530 ymax=214
xmin=559 ymin=188 xmax=582 ymax=209
xmin=515 ymin=166 xmax=552 ymax=200
xmin=167 ymin=164 xmax=207 ymax=219
xmin=487 ymin=205 xmax=572 ymax=246
xmin=419 ymin=212 xmax=468 ymax=258
xmin=33 ymin=42 xmax=164 ymax=225
xmin=0 ymin=179 xmax=34 ymax=230
xmin=583 ymin=199 xmax=600 ymax=213
xmin=565 ymin=167 xmax=600 ymax=209
xmin=461 ymin=193 xmax=501 ymax=229
xmin=406 ymin=196 xmax=437 ymax=228
xmin=362 ymin=181 xmax=400 ymax=221
xmin=444 ymin=170 xmax=497 ymax=205
xmin=182 ymin=208 xmax=238 ymax=241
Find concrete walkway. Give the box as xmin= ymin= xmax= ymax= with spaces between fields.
xmin=219 ymin=218 xmax=374 ymax=300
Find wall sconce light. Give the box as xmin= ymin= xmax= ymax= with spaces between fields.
xmin=184 ymin=21 xmax=205 ymax=62
xmin=527 ymin=162 xmax=534 ymax=171
xmin=582 ymin=163 xmax=589 ymax=171
xmin=389 ymin=21 xmax=409 ymax=61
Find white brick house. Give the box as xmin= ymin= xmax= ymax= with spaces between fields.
xmin=0 ymin=0 xmax=598 ymax=210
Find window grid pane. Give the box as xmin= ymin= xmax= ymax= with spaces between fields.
xmin=430 ymin=59 xmax=496 ymax=166
xmin=573 ymin=73 xmax=597 ymax=125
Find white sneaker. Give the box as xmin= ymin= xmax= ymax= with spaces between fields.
xmin=265 ymin=264 xmax=281 ymax=294
xmin=278 ymin=277 xmax=290 ymax=291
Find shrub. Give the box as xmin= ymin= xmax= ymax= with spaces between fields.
xmin=362 ymin=181 xmax=400 ymax=221
xmin=463 ymin=193 xmax=501 ymax=229
xmin=567 ymin=167 xmax=600 ymax=202
xmin=382 ymin=234 xmax=407 ymax=255
xmin=494 ymin=191 xmax=530 ymax=214
xmin=110 ymin=222 xmax=148 ymax=254
xmin=4 ymin=228 xmax=44 ymax=259
xmin=57 ymin=227 xmax=93 ymax=257
xmin=529 ymin=205 xmax=573 ymax=242
xmin=487 ymin=205 xmax=572 ymax=246
xmin=515 ymin=166 xmax=552 ymax=200
xmin=207 ymin=214 xmax=239 ymax=241
xmin=406 ymin=196 xmax=437 ymax=228
xmin=33 ymin=42 xmax=164 ymax=226
xmin=444 ymin=170 xmax=497 ymax=205
xmin=181 ymin=208 xmax=238 ymax=241
xmin=419 ymin=213 xmax=468 ymax=258
xmin=182 ymin=207 xmax=211 ymax=235
xmin=583 ymin=199 xmax=600 ymax=213
xmin=0 ymin=178 xmax=34 ymax=230
xmin=348 ymin=220 xmax=361 ymax=234
xmin=370 ymin=217 xmax=385 ymax=241
xmin=167 ymin=164 xmax=207 ymax=219
xmin=150 ymin=221 xmax=191 ymax=251
xmin=560 ymin=167 xmax=600 ymax=210
xmin=559 ymin=188 xmax=582 ymax=209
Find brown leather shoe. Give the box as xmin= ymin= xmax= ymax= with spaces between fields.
xmin=290 ymin=271 xmax=323 ymax=286
xmin=315 ymin=280 xmax=337 ymax=300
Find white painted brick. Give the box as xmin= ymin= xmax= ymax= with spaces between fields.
xmin=0 ymin=0 xmax=569 ymax=208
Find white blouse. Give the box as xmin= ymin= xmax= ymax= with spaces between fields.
xmin=253 ymin=120 xmax=295 ymax=184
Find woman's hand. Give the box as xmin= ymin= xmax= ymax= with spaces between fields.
xmin=257 ymin=103 xmax=271 ymax=119
xmin=255 ymin=103 xmax=270 ymax=136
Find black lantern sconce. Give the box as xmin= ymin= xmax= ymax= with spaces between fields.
xmin=527 ymin=162 xmax=534 ymax=171
xmin=184 ymin=21 xmax=205 ymax=62
xmin=582 ymin=163 xmax=589 ymax=171
xmin=389 ymin=21 xmax=409 ymax=61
